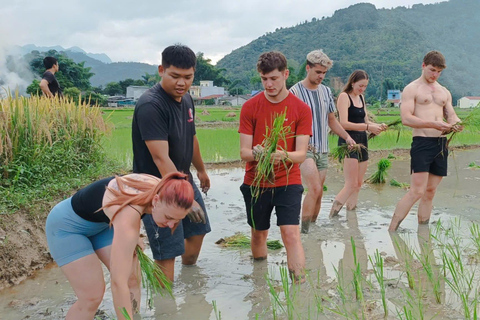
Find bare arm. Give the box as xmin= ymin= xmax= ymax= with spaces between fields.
xmin=327 ymin=112 xmax=355 ymax=145
xmin=443 ymin=90 xmax=461 ymax=125
xmin=109 ymin=207 xmax=142 ymax=320
xmin=39 ymin=79 xmax=54 ymax=98
xmin=240 ymin=133 xmax=255 ymax=162
xmin=144 ymin=140 xmax=178 ymax=176
xmin=191 ymin=135 xmax=210 ymax=193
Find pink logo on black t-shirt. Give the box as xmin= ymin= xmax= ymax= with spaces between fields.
xmin=188 ymin=108 xmax=194 ymax=122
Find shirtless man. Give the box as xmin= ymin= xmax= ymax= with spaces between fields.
xmin=388 ymin=51 xmax=463 ymax=231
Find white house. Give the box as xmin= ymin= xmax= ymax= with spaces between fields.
xmin=457 ymin=96 xmax=480 ymax=109
xmin=126 ymin=86 xmax=149 ymax=100
xmin=189 ymin=80 xmax=225 ymax=98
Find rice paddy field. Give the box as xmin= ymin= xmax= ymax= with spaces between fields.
xmin=1 ymin=148 xmax=480 ymax=319
xmin=1 ymin=103 xmax=480 ymax=319
xmin=101 ymin=106 xmax=480 ymax=167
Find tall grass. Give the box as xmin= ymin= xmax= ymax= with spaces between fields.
xmin=0 ymin=93 xmax=110 ymax=209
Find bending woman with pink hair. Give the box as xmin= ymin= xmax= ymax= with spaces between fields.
xmin=46 ymin=172 xmax=201 ymax=320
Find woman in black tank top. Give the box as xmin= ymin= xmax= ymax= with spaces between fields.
xmin=46 ymin=172 xmax=197 ymax=320
xmin=330 ymin=70 xmax=386 ymax=218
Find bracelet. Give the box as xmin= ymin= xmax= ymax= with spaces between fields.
xmin=366 ymin=123 xmax=369 ymax=131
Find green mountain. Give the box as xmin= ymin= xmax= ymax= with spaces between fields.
xmin=19 ymin=45 xmax=157 ymax=87
xmin=216 ymin=0 xmax=480 ymax=102
xmin=63 ymin=51 xmax=157 ymax=87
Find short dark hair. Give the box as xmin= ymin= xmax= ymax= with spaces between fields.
xmin=43 ymin=56 xmax=58 ymax=69
xmin=256 ymin=51 xmax=287 ymax=74
xmin=423 ymin=51 xmax=446 ymax=69
xmin=161 ymin=44 xmax=196 ymax=70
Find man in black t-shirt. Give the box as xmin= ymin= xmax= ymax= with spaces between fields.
xmin=132 ymin=44 xmax=211 ymax=282
xmin=39 ymin=56 xmax=62 ymax=97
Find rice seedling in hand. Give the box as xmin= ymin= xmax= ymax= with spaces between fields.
xmin=445 ymin=107 xmax=480 ymax=149
xmin=366 ymin=158 xmax=392 ymax=184
xmin=135 ymin=245 xmax=173 ymax=308
xmin=330 ymin=143 xmax=366 ymax=162
xmin=251 ymin=107 xmax=293 ymax=199
xmin=368 ymin=118 xmax=402 ymax=140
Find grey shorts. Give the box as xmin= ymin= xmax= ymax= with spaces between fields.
xmin=142 ymin=182 xmax=211 ymax=260
xmin=46 ymin=197 xmax=114 ymax=267
xmin=306 ymin=151 xmax=329 ymax=170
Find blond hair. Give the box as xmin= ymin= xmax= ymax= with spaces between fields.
xmin=306 ymin=50 xmax=333 ymax=69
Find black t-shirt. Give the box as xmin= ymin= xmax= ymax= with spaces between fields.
xmin=42 ymin=71 xmax=62 ymax=97
xmin=132 ymin=83 xmax=196 ymax=178
xmin=71 ymin=176 xmax=115 ymax=223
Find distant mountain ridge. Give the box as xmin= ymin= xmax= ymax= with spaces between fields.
xmin=17 ymin=44 xmax=113 ymax=64
xmin=216 ymin=0 xmax=480 ymax=101
xmin=17 ymin=44 xmax=158 ymax=87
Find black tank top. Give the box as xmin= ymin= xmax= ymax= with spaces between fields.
xmin=347 ymin=94 xmax=366 ymax=124
xmin=71 ymin=176 xmax=115 ymax=223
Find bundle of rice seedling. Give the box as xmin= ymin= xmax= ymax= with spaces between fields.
xmin=331 ymin=143 xmax=366 ymax=162
xmin=368 ymin=118 xmax=402 ymax=140
xmin=215 ymin=233 xmax=284 ymax=250
xmin=366 ymin=158 xmax=392 ymax=184
xmin=390 ymin=178 xmax=410 ymax=189
xmin=135 ymin=245 xmax=173 ymax=307
xmin=251 ymin=107 xmax=293 ymax=199
xmin=445 ymin=107 xmax=480 ymax=148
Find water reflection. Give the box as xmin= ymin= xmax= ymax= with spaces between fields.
xmin=152 ymin=265 xmax=211 ymax=320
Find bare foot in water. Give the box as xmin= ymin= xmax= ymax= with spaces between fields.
xmin=329 ymin=200 xmax=343 ymax=218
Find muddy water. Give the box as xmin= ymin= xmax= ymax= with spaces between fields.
xmin=1 ymin=149 xmax=479 ymax=319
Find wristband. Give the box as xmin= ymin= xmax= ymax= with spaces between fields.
xmin=366 ymin=123 xmax=369 ymax=131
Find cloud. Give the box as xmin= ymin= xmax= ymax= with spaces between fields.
xmin=0 ymin=15 xmax=35 ymax=96
xmin=1 ymin=0 xmax=445 ymax=66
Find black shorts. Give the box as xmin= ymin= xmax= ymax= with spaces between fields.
xmin=240 ymin=184 xmax=303 ymax=231
xmin=410 ymin=136 xmax=448 ymax=176
xmin=338 ymin=130 xmax=369 ymax=162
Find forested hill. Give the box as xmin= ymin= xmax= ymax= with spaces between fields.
xmin=216 ymin=0 xmax=480 ymax=102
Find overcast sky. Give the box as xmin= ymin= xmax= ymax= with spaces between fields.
xmin=1 ymin=0 xmax=445 ymax=65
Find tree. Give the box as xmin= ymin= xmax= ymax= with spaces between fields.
xmin=82 ymin=91 xmax=107 ymax=107
xmin=104 ymin=82 xmax=123 ymax=96
xmin=27 ymin=50 xmax=94 ymax=91
xmin=63 ymin=87 xmax=82 ymax=103
xmin=142 ymin=72 xmax=161 ymax=87
xmin=26 ymin=79 xmax=41 ymax=96
xmin=194 ymin=52 xmax=229 ymax=87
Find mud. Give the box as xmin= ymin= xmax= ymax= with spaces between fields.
xmin=0 ymin=148 xmax=480 ymax=319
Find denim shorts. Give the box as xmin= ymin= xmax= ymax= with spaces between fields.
xmin=240 ymin=183 xmax=303 ymax=230
xmin=142 ymin=182 xmax=211 ymax=260
xmin=45 ymin=197 xmax=114 ymax=267
xmin=306 ymin=151 xmax=329 ymax=170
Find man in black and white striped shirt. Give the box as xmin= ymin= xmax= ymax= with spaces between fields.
xmin=290 ymin=50 xmax=355 ymax=233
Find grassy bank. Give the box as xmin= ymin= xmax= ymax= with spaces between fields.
xmin=0 ymin=95 xmax=122 ymax=212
